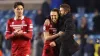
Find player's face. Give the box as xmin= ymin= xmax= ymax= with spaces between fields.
xmin=50 ymin=11 xmax=58 ymax=23
xmin=60 ymin=7 xmax=65 ymax=16
xmin=14 ymin=5 xmax=24 ymax=17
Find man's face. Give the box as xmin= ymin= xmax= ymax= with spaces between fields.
xmin=14 ymin=5 xmax=24 ymax=17
xmin=50 ymin=11 xmax=58 ymax=23
xmin=60 ymin=7 xmax=65 ymax=16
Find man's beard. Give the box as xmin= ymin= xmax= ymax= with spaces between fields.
xmin=60 ymin=13 xmax=64 ymax=17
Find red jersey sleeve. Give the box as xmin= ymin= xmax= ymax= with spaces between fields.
xmin=43 ymin=24 xmax=50 ymax=32
xmin=23 ymin=19 xmax=33 ymax=39
xmin=43 ymin=19 xmax=50 ymax=32
xmin=5 ymin=19 xmax=14 ymax=40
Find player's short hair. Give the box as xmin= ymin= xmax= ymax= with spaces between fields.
xmin=60 ymin=4 xmax=71 ymax=12
xmin=51 ymin=8 xmax=60 ymax=16
xmin=14 ymin=2 xmax=24 ymax=8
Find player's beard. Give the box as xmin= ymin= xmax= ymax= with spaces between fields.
xmin=52 ymin=19 xmax=57 ymax=23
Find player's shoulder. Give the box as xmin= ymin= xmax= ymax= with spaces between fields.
xmin=24 ymin=17 xmax=32 ymax=23
xmin=24 ymin=17 xmax=31 ymax=20
xmin=7 ymin=18 xmax=14 ymax=22
xmin=45 ymin=19 xmax=50 ymax=23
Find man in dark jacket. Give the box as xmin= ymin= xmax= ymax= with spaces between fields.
xmin=93 ymin=9 xmax=100 ymax=33
xmin=50 ymin=4 xmax=79 ymax=56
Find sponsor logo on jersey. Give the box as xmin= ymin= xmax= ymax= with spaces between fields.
xmin=10 ymin=24 xmax=27 ymax=30
xmin=22 ymin=20 xmax=25 ymax=25
xmin=26 ymin=55 xmax=29 ymax=56
xmin=29 ymin=24 xmax=33 ymax=28
xmin=12 ymin=22 xmax=14 ymax=25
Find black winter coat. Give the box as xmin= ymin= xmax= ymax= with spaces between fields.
xmin=55 ymin=13 xmax=79 ymax=56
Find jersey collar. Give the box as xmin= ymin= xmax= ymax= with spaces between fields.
xmin=14 ymin=16 xmax=24 ymax=20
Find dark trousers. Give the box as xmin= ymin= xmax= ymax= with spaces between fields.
xmin=59 ymin=45 xmax=72 ymax=56
xmin=59 ymin=49 xmax=72 ymax=56
xmin=59 ymin=38 xmax=79 ymax=56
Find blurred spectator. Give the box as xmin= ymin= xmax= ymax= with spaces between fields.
xmin=78 ymin=16 xmax=89 ymax=56
xmin=96 ymin=38 xmax=100 ymax=44
xmin=34 ymin=9 xmax=45 ymax=27
xmin=5 ymin=40 xmax=11 ymax=56
xmin=72 ymin=15 xmax=78 ymax=33
xmin=0 ymin=31 xmax=3 ymax=56
xmin=78 ymin=16 xmax=89 ymax=34
xmin=84 ymin=38 xmax=94 ymax=56
xmin=98 ymin=47 xmax=100 ymax=56
xmin=94 ymin=43 xmax=100 ymax=56
xmin=33 ymin=9 xmax=45 ymax=56
xmin=32 ymin=28 xmax=44 ymax=56
xmin=0 ymin=50 xmax=2 ymax=56
xmin=41 ymin=0 xmax=51 ymax=18
xmin=93 ymin=9 xmax=100 ymax=33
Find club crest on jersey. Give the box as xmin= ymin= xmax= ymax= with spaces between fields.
xmin=22 ymin=20 xmax=25 ymax=24
xmin=12 ymin=22 xmax=14 ymax=25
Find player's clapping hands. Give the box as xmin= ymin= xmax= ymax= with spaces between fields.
xmin=13 ymin=30 xmax=19 ymax=36
xmin=13 ymin=30 xmax=23 ymax=36
xmin=17 ymin=30 xmax=23 ymax=35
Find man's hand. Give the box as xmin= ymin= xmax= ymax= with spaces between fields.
xmin=58 ymin=31 xmax=64 ymax=36
xmin=49 ymin=41 xmax=56 ymax=47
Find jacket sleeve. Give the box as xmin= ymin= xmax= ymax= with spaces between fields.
xmin=5 ymin=20 xmax=14 ymax=40
xmin=55 ymin=17 xmax=75 ymax=45
xmin=0 ymin=32 xmax=4 ymax=49
xmin=22 ymin=19 xmax=33 ymax=39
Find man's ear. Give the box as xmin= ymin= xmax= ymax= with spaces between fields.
xmin=65 ymin=8 xmax=70 ymax=13
xmin=64 ymin=11 xmax=68 ymax=14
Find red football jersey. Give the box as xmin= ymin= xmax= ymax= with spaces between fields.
xmin=5 ymin=16 xmax=33 ymax=56
xmin=42 ymin=19 xmax=58 ymax=56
